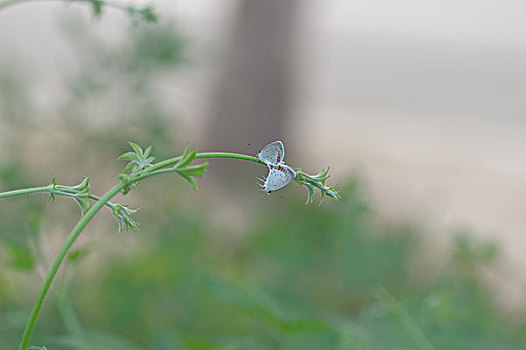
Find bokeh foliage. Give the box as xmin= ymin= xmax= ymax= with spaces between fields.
xmin=1 ymin=13 xmax=526 ymax=350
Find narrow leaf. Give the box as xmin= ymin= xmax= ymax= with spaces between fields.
xmin=117 ymin=152 xmax=138 ymax=161
xmin=48 ymin=193 xmax=55 ymax=207
xmin=176 ymin=162 xmax=208 ymax=177
xmin=72 ymin=177 xmax=90 ymax=192
xmin=180 ymin=174 xmax=199 ymax=191
xmin=128 ymin=142 xmax=143 ymax=157
xmin=75 ymin=197 xmax=92 ymax=216
xmin=143 ymin=145 xmax=152 ymax=158
xmin=306 ymin=185 xmax=315 ymax=204
xmin=176 ymin=144 xmax=197 ymax=168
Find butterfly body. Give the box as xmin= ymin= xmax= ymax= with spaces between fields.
xmin=257 ymin=141 xmax=296 ymax=193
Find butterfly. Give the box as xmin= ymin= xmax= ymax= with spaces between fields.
xmin=257 ymin=141 xmax=296 ymax=194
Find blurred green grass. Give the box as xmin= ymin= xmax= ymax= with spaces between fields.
xmin=1 ymin=16 xmax=526 ymax=350
xmin=2 ymin=177 xmax=525 ymax=349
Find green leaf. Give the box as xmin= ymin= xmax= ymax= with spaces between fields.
xmin=117 ymin=152 xmax=138 ymax=161
xmin=112 ymin=205 xmax=140 ymax=233
xmin=175 ymin=162 xmax=208 ymax=191
xmin=72 ymin=177 xmax=90 ymax=192
xmin=319 ymin=188 xmax=327 ymax=205
xmin=75 ymin=197 xmax=92 ymax=216
xmin=305 ymin=184 xmax=315 ymax=204
xmin=179 ymin=174 xmax=199 ymax=191
xmin=117 ymin=143 xmax=155 ymax=194
xmin=175 ymin=143 xmax=197 ymax=169
xmin=123 ymin=215 xmax=140 ymax=232
xmin=294 ymin=168 xmax=340 ymax=204
xmin=48 ymin=176 xmax=57 ymax=205
xmin=143 ymin=145 xmax=152 ymax=158
xmin=327 ymin=186 xmax=341 ymax=200
xmin=48 ymin=192 xmax=55 ymax=206
xmin=176 ymin=162 xmax=208 ymax=177
xmin=128 ymin=142 xmax=144 ymax=158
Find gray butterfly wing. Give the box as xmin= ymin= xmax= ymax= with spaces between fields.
xmin=257 ymin=141 xmax=285 ymax=166
xmin=264 ymin=164 xmax=296 ymax=193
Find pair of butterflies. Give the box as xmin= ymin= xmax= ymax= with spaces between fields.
xmin=257 ymin=141 xmax=296 ymax=194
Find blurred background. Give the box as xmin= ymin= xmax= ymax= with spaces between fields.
xmin=1 ymin=0 xmax=526 ymax=349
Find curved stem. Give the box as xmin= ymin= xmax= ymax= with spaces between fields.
xmin=145 ymin=152 xmax=262 ymax=174
xmin=16 ymin=151 xmax=263 ymax=349
xmin=137 ymin=152 xmax=263 ymax=182
xmin=18 ymin=183 xmax=125 ymax=350
xmin=0 ymin=0 xmax=134 ymax=12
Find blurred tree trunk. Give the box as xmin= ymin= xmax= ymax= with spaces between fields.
xmin=206 ymin=0 xmax=299 ymax=152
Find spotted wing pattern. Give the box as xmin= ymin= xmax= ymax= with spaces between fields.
xmin=257 ymin=141 xmax=285 ymax=166
xmin=259 ymin=164 xmax=296 ymax=193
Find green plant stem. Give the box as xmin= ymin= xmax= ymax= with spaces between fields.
xmin=0 ymin=152 xmax=262 ymax=204
xmin=0 ymin=186 xmax=51 ymax=199
xmin=0 ymin=185 xmax=122 ymax=213
xmin=18 ymin=183 xmax=124 ymax=350
xmin=14 ymin=151 xmax=263 ymax=350
xmin=0 ymin=0 xmax=134 ymax=12
xmin=139 ymin=152 xmax=263 ymax=180
xmin=146 ymin=152 xmax=262 ymax=174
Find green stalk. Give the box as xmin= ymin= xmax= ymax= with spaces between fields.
xmin=145 ymin=152 xmax=262 ymax=173
xmin=139 ymin=152 xmax=263 ymax=180
xmin=18 ymin=183 xmax=124 ymax=350
xmin=0 ymin=0 xmax=136 ymax=12
xmin=0 ymin=185 xmax=123 ymax=214
xmin=12 ymin=151 xmax=263 ymax=349
xmin=0 ymin=153 xmax=262 ymax=204
xmin=0 ymin=186 xmax=51 ymax=200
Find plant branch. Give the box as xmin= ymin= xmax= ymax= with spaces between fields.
xmin=138 ymin=152 xmax=264 ymax=180
xmin=0 ymin=183 xmax=124 ymax=213
xmin=15 ymin=151 xmax=263 ymax=349
xmin=0 ymin=186 xmax=51 ymax=199
xmin=1 ymin=0 xmax=126 ymax=11
xmin=0 ymin=0 xmax=157 ymax=22
xmin=13 ymin=148 xmax=336 ymax=349
xmin=147 ymin=151 xmax=263 ymax=173
xmin=18 ymin=182 xmax=124 ymax=350
xmin=1 ymin=0 xmax=103 ymax=11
